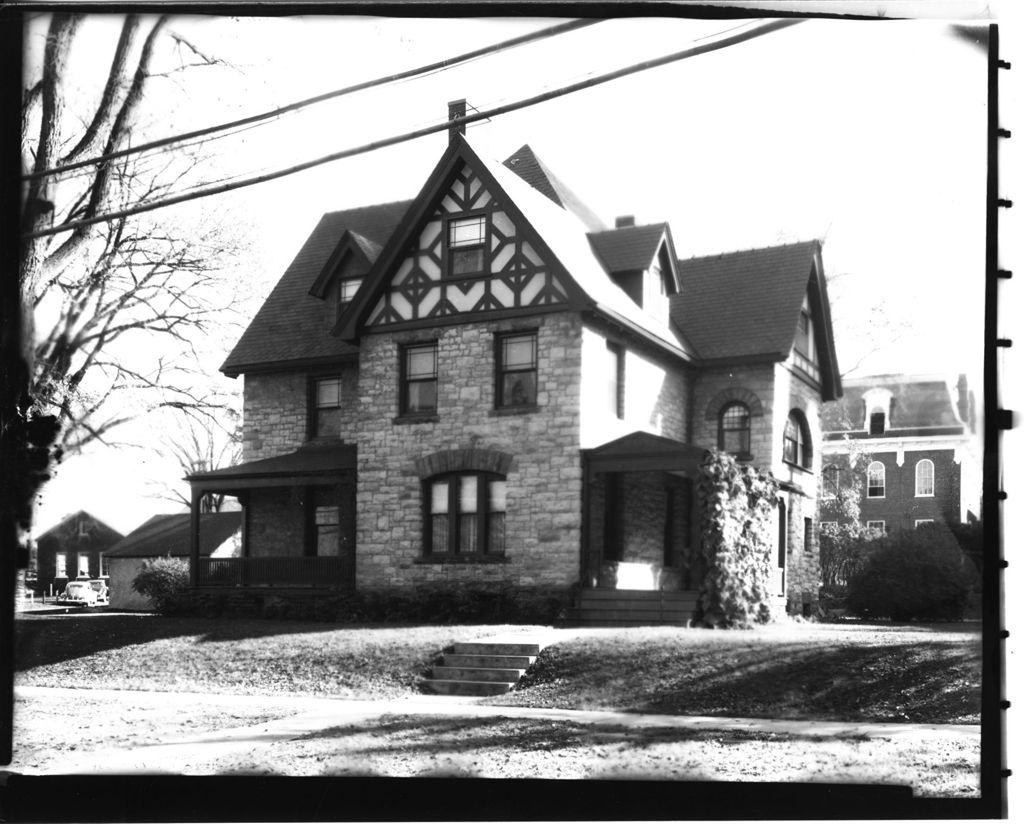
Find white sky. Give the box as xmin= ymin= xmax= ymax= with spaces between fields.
xmin=26 ymin=9 xmax=1010 ymax=538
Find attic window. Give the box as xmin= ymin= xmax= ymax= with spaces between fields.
xmin=339 ymin=278 xmax=362 ymax=304
xmin=793 ymin=297 xmax=819 ymax=381
xmin=448 ymin=215 xmax=487 ymax=277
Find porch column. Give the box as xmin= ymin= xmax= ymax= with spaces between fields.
xmin=189 ymin=489 xmax=202 ymax=587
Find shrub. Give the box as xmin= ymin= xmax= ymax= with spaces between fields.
xmin=132 ymin=556 xmax=192 ymax=613
xmin=846 ymin=522 xmax=979 ymax=621
xmin=697 ymin=449 xmax=780 ymax=628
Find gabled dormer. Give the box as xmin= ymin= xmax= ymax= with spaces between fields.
xmin=588 ymin=217 xmax=681 ymax=327
xmin=308 ymin=230 xmax=380 ymax=328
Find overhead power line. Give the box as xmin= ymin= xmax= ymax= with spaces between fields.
xmin=25 ymin=19 xmax=800 ymax=241
xmin=25 ymin=19 xmax=601 ymax=182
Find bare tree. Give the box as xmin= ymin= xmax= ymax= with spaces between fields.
xmin=149 ymin=409 xmax=242 ymax=513
xmin=21 ymin=13 xmax=241 ymax=455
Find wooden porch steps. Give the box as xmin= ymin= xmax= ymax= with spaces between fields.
xmin=573 ymin=588 xmax=699 ymax=627
xmin=420 ymin=641 xmax=541 ymax=696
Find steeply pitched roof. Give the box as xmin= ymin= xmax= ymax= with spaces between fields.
xmin=673 ymin=241 xmax=820 ymax=361
xmin=503 ymin=144 xmax=606 ymax=232
xmin=104 ymin=512 xmax=241 ymax=558
xmin=35 ymin=511 xmax=123 ymax=546
xmin=221 ymin=200 xmax=411 ymax=376
xmin=822 ymin=374 xmax=969 ymax=433
xmin=588 ymin=224 xmax=669 ymax=274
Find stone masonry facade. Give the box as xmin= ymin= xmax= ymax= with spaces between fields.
xmin=354 ymin=311 xmax=583 ymax=592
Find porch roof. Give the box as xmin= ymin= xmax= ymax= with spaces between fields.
xmin=187 ymin=443 xmax=356 ymax=491
xmin=582 ymin=432 xmax=710 ymax=476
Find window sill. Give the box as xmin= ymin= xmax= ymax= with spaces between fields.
xmin=415 ymin=554 xmax=509 ymax=565
xmin=489 ymin=405 xmax=540 ymax=417
xmin=783 ymin=460 xmax=813 ymax=474
xmin=393 ymin=413 xmax=440 ymax=425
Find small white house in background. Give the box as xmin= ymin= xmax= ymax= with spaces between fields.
xmin=103 ymin=512 xmax=241 ymax=609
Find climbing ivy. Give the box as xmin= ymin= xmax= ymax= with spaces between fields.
xmin=697 ymin=449 xmax=780 ymax=628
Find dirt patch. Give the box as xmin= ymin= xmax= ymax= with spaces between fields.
xmin=204 ymin=713 xmax=980 ymax=798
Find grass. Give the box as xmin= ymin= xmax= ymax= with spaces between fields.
xmin=15 ymin=612 xmax=546 ymax=699
xmin=492 ymin=623 xmax=982 ymax=724
xmin=14 ymin=612 xmax=982 ymax=724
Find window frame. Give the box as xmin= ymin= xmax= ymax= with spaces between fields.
xmin=445 ymin=213 xmax=489 ymax=279
xmin=77 ymin=552 xmax=90 ymax=578
xmin=717 ymin=402 xmax=751 ymax=458
xmin=915 ymin=519 xmax=935 ymax=528
xmin=866 ymin=520 xmax=887 ymax=533
xmin=866 ymin=461 xmax=886 ymax=498
xmin=783 ymin=411 xmax=812 ymax=469
xmin=423 ymin=471 xmax=507 ymax=558
xmin=309 ymin=375 xmax=344 ymax=439
xmin=822 ymin=464 xmax=840 ymax=499
xmin=495 ymin=330 xmax=539 ymax=410
xmin=915 ymin=459 xmax=935 ymax=497
xmin=399 ymin=341 xmax=439 ymax=417
xmin=55 ymin=552 xmax=67 ymax=578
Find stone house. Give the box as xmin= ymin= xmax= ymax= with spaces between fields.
xmin=188 ymin=113 xmax=842 ymax=622
xmin=820 ymin=373 xmax=980 ymax=534
xmin=29 ymin=510 xmax=122 ymax=597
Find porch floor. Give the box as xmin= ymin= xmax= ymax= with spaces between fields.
xmin=572 ymin=588 xmax=699 ymax=627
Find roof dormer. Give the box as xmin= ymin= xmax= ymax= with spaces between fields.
xmin=862 ymin=386 xmax=894 ymax=434
xmin=309 ymin=230 xmax=378 ymax=328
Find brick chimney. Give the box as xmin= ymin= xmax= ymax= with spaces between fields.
xmin=615 ymin=215 xmax=635 ymax=228
xmin=448 ymin=99 xmax=466 ymax=145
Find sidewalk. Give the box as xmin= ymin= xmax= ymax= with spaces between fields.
xmin=11 ymin=685 xmax=981 ymax=776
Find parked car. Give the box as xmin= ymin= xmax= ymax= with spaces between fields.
xmin=88 ymin=579 xmax=109 ymax=605
xmin=55 ymin=581 xmax=99 ymax=607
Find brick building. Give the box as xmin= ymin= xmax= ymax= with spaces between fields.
xmin=188 ymin=115 xmax=842 ymax=621
xmin=30 ymin=510 xmax=123 ymax=596
xmin=820 ymin=374 xmax=980 ymax=533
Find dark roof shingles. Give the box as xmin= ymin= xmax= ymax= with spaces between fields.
xmin=221 ymin=200 xmax=411 ymax=375
xmin=104 ymin=512 xmax=241 ymax=558
xmin=672 ymin=241 xmax=819 ymax=361
xmin=503 ymin=144 xmax=606 ymax=232
xmin=588 ymin=224 xmax=667 ymax=274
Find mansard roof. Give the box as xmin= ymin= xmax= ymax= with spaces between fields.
xmin=104 ymin=512 xmax=241 ymax=558
xmin=822 ymin=374 xmax=972 ymax=435
xmin=673 ymin=240 xmax=842 ymax=398
xmin=503 ymin=143 xmax=606 ymax=232
xmin=221 ymin=200 xmax=411 ymax=377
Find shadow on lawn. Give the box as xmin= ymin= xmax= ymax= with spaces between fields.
xmin=13 ymin=612 xmax=409 ymax=670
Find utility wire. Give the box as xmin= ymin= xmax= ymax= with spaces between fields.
xmin=25 ymin=19 xmax=800 ymax=241
xmin=25 ymin=19 xmax=601 ymax=182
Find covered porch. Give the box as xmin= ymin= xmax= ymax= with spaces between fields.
xmin=186 ymin=444 xmax=357 ymax=591
xmin=579 ymin=432 xmax=709 ymax=624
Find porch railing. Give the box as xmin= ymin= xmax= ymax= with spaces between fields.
xmin=196 ymin=556 xmax=344 ymax=589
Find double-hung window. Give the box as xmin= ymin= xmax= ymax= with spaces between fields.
xmin=496 ymin=332 xmax=537 ymax=408
xmin=447 ymin=215 xmax=487 ymax=277
xmin=55 ymin=552 xmax=67 ymax=578
xmin=312 ymin=376 xmax=342 ymax=438
xmin=822 ymin=465 xmax=840 ymax=499
xmin=866 ymin=461 xmax=885 ymax=498
xmin=915 ymin=459 xmax=935 ymax=497
xmin=783 ymin=411 xmax=811 ymax=469
xmin=427 ymin=473 xmax=506 ymax=556
xmin=401 ymin=342 xmax=438 ymax=415
xmin=718 ymin=403 xmax=750 ymax=456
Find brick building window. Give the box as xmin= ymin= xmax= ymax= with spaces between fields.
xmin=915 ymin=459 xmax=935 ymax=497
xmin=447 ymin=215 xmax=487 ymax=277
xmin=866 ymin=520 xmax=886 ymax=533
xmin=55 ymin=552 xmax=67 ymax=578
xmin=718 ymin=403 xmax=750 ymax=456
xmin=77 ymin=553 xmax=90 ymax=577
xmin=915 ymin=519 xmax=934 ymax=528
xmin=869 ymin=411 xmax=885 ymax=435
xmin=496 ymin=332 xmax=537 ymax=408
xmin=311 ymin=376 xmax=343 ymax=438
xmin=426 ymin=472 xmax=506 ymax=556
xmin=783 ymin=411 xmax=811 ymax=469
xmin=822 ymin=464 xmax=839 ymax=499
xmin=866 ymin=461 xmax=885 ymax=498
xmin=401 ymin=342 xmax=438 ymax=415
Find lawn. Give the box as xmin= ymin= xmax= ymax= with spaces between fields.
xmin=14 ymin=612 xmax=981 ymax=724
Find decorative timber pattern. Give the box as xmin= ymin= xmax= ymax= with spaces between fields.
xmin=367 ymin=161 xmax=569 ymax=327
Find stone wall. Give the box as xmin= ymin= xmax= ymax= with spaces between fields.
xmin=354 ymin=312 xmax=584 ymax=591
xmin=242 ymin=364 xmax=359 ymax=462
xmin=691 ymin=364 xmax=777 ymax=460
xmin=247 ymin=488 xmax=305 ymax=557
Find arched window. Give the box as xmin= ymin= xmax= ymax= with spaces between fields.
xmin=783 ymin=411 xmax=812 ymax=469
xmin=425 ymin=472 xmax=506 ymax=556
xmin=915 ymin=459 xmax=935 ymax=497
xmin=866 ymin=461 xmax=885 ymax=498
xmin=718 ymin=403 xmax=751 ymax=456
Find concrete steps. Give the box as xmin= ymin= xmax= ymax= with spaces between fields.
xmin=420 ymin=641 xmax=540 ymax=696
xmin=573 ymin=589 xmax=699 ymax=627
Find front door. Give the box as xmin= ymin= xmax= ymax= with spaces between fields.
xmin=310 ymin=483 xmax=356 ymax=589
